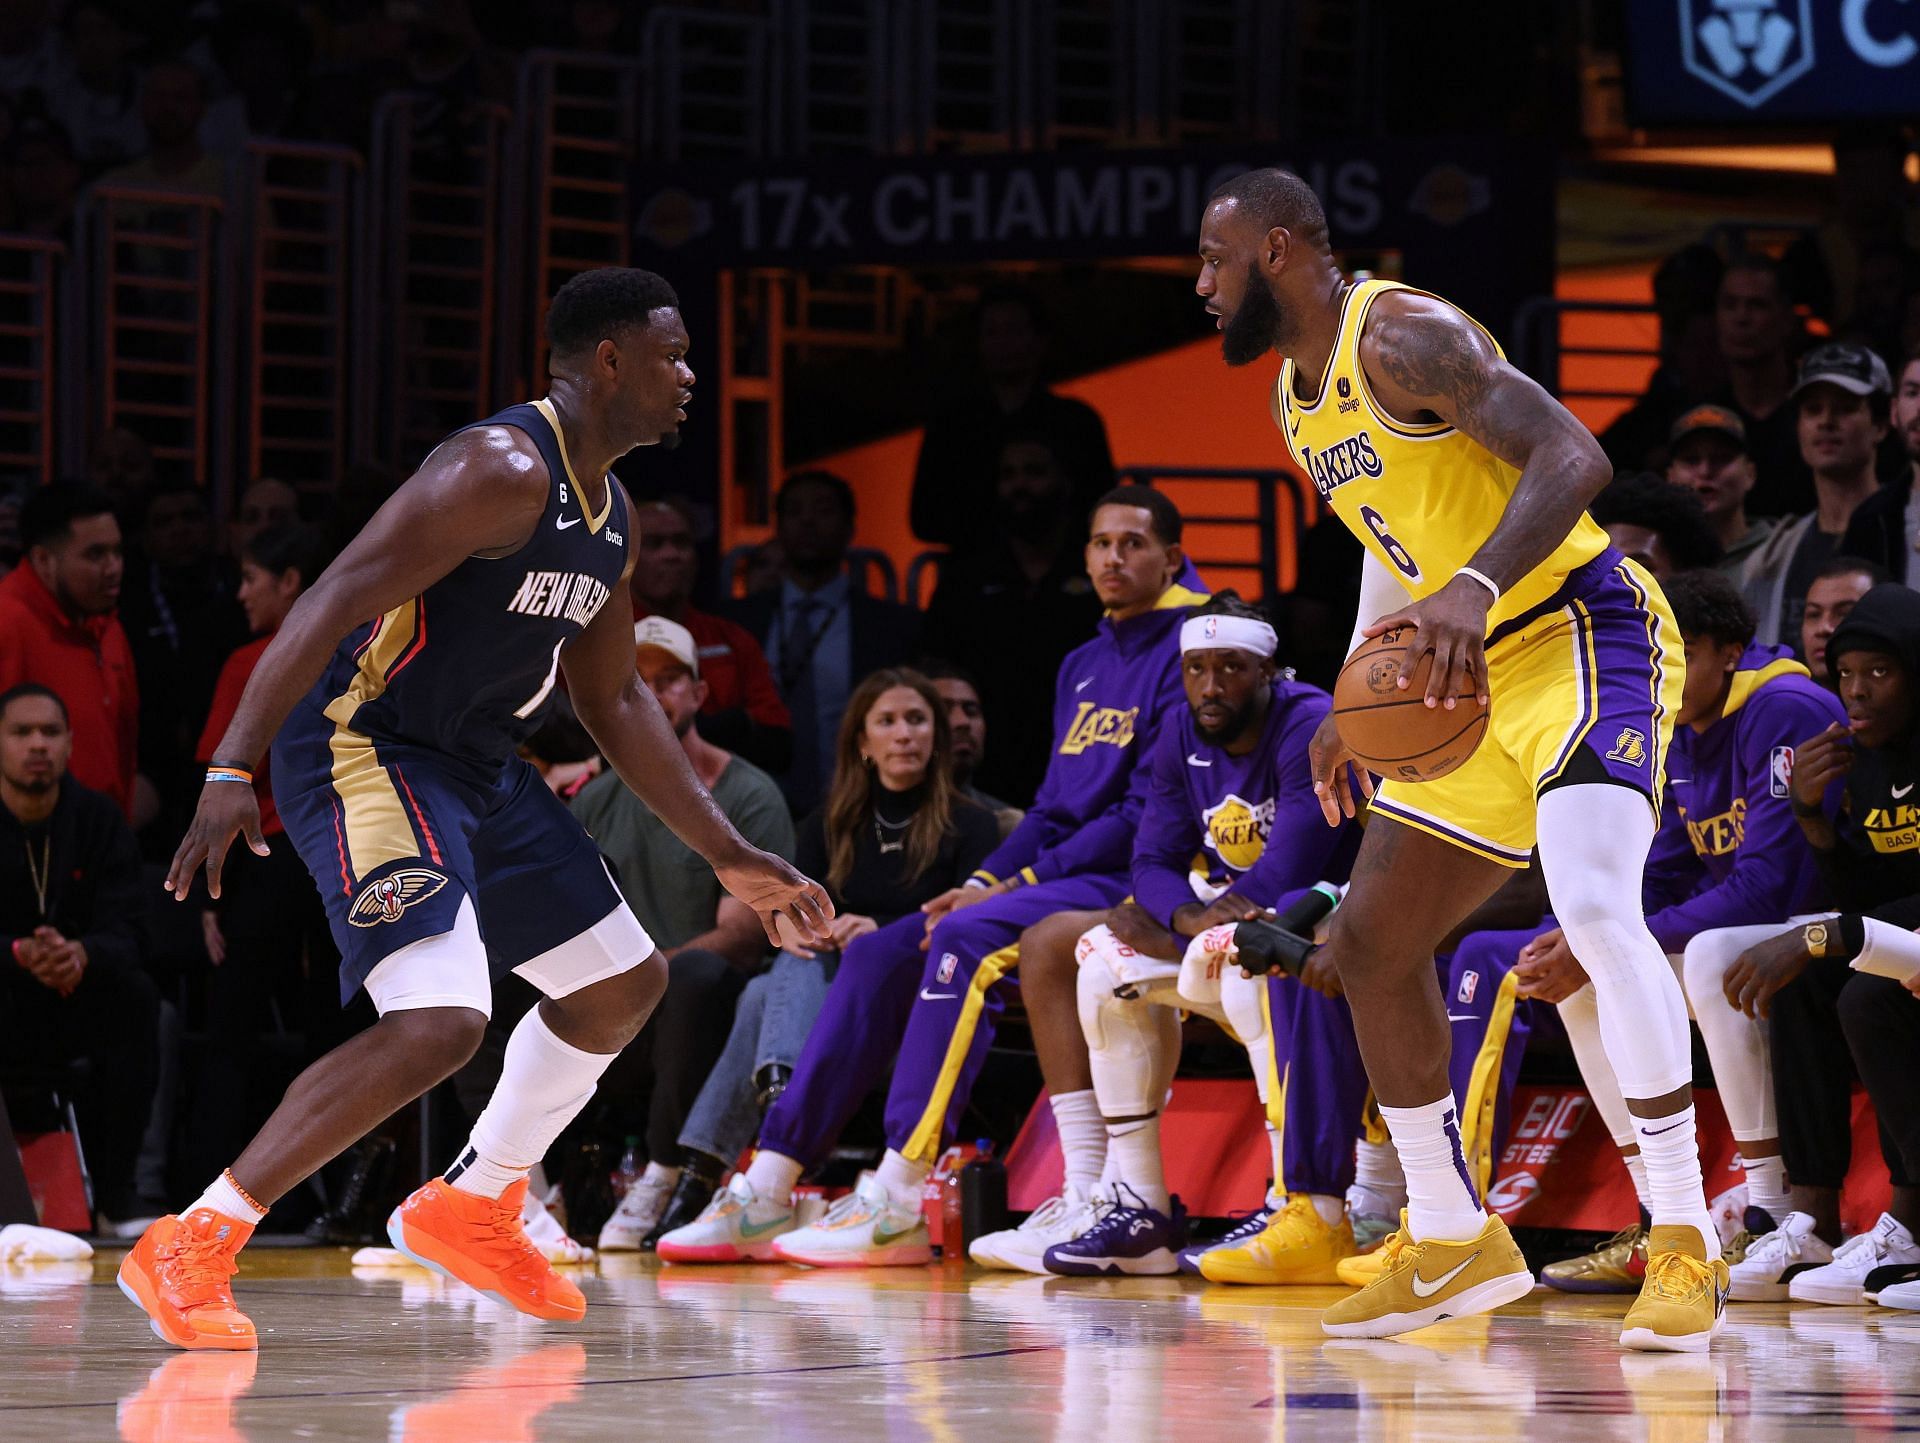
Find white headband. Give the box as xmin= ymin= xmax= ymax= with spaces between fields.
xmin=1180 ymin=613 xmax=1278 ymax=658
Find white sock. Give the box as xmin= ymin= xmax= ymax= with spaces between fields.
xmin=640 ymin=1160 xmax=680 ymax=1190
xmin=1632 ymin=1103 xmax=1716 ymax=1251
xmin=874 ymin=1149 xmax=930 ymax=1211
xmin=446 ymin=1008 xmax=616 ymax=1199
xmin=1353 ymin=1133 xmax=1405 ymax=1192
xmin=1309 ymin=1193 xmax=1345 ymax=1226
xmin=1106 ymin=1115 xmax=1168 ymax=1212
xmin=1744 ymin=1153 xmax=1790 ymax=1222
xmin=743 ymin=1149 xmax=804 ymax=1205
xmin=1624 ymin=1152 xmax=1651 ymax=1213
xmin=192 ymin=1171 xmax=267 ymax=1225
xmin=1378 ymin=1095 xmax=1487 ymax=1243
xmin=1050 ymin=1089 xmax=1107 ymax=1198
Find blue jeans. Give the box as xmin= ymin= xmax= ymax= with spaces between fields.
xmin=678 ymin=949 xmax=832 ymax=1165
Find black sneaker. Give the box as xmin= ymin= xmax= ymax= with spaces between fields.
xmin=307 ymin=1135 xmax=396 ymax=1245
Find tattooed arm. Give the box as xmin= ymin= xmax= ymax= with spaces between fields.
xmin=1352 ymin=290 xmax=1612 ymax=707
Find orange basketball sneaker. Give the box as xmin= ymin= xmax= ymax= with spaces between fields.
xmin=117 ymin=1209 xmax=258 ymax=1351
xmin=386 ymin=1178 xmax=587 ymax=1321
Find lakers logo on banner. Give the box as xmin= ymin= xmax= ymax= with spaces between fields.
xmin=349 ymin=868 xmax=449 ymax=927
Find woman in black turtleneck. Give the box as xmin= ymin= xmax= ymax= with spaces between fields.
xmin=644 ymin=668 xmax=997 ymax=1242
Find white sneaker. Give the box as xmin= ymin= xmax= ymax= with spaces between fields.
xmin=1728 ymin=1212 xmax=1833 ymax=1301
xmin=970 ymin=1189 xmax=1097 ymax=1274
xmin=1787 ymin=1213 xmax=1920 ymax=1306
xmin=1878 ymin=1279 xmax=1920 ymax=1311
xmin=522 ymin=1187 xmax=594 ymax=1264
xmin=771 ymin=1175 xmax=931 ymax=1268
xmin=657 ymin=1175 xmax=798 ymax=1263
xmin=598 ymin=1174 xmax=674 ymax=1252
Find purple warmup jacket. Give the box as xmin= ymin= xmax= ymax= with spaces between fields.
xmin=1642 ymin=643 xmax=1847 ymax=952
xmin=970 ymin=580 xmax=1209 ymax=888
xmin=1132 ymin=676 xmax=1360 ymax=930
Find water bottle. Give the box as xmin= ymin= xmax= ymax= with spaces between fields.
xmin=960 ymin=1140 xmax=1007 ymax=1251
xmin=611 ymin=1136 xmax=643 ymax=1202
xmin=941 ymin=1154 xmax=967 ymax=1263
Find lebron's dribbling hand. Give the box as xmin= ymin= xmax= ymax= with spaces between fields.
xmin=166 ymin=781 xmax=270 ymax=901
xmin=1364 ymin=575 xmax=1494 ymax=710
xmin=716 ymin=845 xmax=836 ymax=950
xmin=1308 ymin=712 xmax=1374 ymax=826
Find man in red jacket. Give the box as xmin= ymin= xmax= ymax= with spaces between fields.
xmin=0 ymin=484 xmax=139 ymax=817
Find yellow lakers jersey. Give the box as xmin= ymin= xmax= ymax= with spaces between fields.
xmin=1274 ymin=279 xmax=1609 ymax=633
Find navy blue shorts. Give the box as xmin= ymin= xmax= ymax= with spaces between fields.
xmin=273 ymin=701 xmax=625 ymax=1004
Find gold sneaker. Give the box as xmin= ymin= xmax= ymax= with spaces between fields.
xmin=1539 ymin=1223 xmax=1647 ymax=1294
xmin=1321 ymin=1212 xmax=1534 ymax=1338
xmin=1197 ymin=1193 xmax=1355 ymax=1285
xmin=1620 ymin=1226 xmax=1728 ymax=1353
xmin=1334 ymin=1215 xmax=1407 ymax=1289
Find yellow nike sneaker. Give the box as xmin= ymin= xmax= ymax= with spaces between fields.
xmin=1620 ymin=1226 xmax=1728 ymax=1353
xmin=1320 ymin=1212 xmax=1534 ymax=1338
xmin=1197 ymin=1193 xmax=1355 ymax=1285
xmin=1334 ymin=1221 xmax=1403 ymax=1288
xmin=1539 ymin=1223 xmax=1647 ymax=1294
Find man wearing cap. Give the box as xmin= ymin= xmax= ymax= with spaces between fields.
xmin=570 ymin=615 xmax=795 ymax=1248
xmin=1841 ymin=348 xmax=1920 ymax=584
xmin=1667 ymin=405 xmax=1776 ymax=584
xmin=1737 ymin=343 xmax=1895 ymax=649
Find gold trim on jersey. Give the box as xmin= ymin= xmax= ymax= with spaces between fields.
xmin=1284 ymin=282 xmax=1364 ymax=415
xmin=322 ymin=601 xmax=423 ymax=878
xmin=531 ymin=396 xmax=613 ymax=534
xmin=1537 ymin=599 xmax=1602 ymax=789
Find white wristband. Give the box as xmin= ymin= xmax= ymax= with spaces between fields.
xmin=1454 ymin=567 xmax=1500 ymax=605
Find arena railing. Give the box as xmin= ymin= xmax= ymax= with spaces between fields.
xmin=0 ymin=236 xmax=62 ymax=487
xmin=72 ymin=185 xmax=225 ymax=491
xmin=239 ymin=141 xmax=362 ymax=507
xmin=1118 ymin=464 xmax=1313 ymax=599
xmin=641 ymin=7 xmax=772 ymax=161
xmin=775 ymin=0 xmax=895 ymax=156
xmin=1511 ymin=295 xmax=1662 ymax=440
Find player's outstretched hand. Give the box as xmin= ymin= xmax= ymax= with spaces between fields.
xmin=166 ymin=780 xmax=270 ymax=901
xmin=717 ymin=845 xmax=836 ymax=949
xmin=1364 ymin=575 xmax=1493 ymax=710
xmin=1308 ymin=712 xmax=1374 ymax=826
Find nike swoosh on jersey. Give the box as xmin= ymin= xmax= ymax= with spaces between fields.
xmin=919 ymin=988 xmax=957 ymax=1001
xmin=1075 ymin=677 xmax=1095 ymax=692
xmin=556 ymin=514 xmax=583 ymax=530
xmin=1409 ymin=1250 xmax=1481 ymax=1298
xmin=1895 ymin=783 xmax=1915 ymax=798
xmin=1187 ymin=754 xmax=1213 ymax=767
xmin=1446 ymin=1013 xmax=1480 ymax=1023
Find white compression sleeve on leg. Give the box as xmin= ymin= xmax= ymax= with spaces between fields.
xmin=447 ymin=1007 xmax=615 ymax=1198
xmin=1537 ymin=786 xmax=1693 ymax=1100
xmin=1554 ymin=983 xmax=1636 ymax=1152
xmin=1681 ymin=922 xmax=1794 ymax=1143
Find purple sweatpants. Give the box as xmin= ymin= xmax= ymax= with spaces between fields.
xmin=758 ymin=873 xmax=1131 ymax=1170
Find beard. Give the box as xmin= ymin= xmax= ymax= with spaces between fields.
xmin=1221 ymin=263 xmax=1287 ymax=367
xmin=1193 ymin=698 xmax=1256 ymax=745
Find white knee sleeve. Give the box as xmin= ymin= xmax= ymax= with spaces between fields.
xmin=1556 ymin=983 xmax=1635 ymax=1150
xmin=1078 ymin=944 xmax=1181 ymax=1118
xmin=513 ymin=898 xmax=657 ymax=1000
xmin=1681 ymin=921 xmax=1809 ymax=1143
xmin=1538 ymin=786 xmax=1693 ymax=1100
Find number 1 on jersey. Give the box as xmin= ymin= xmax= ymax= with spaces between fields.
xmin=1358 ymin=504 xmax=1422 ymax=582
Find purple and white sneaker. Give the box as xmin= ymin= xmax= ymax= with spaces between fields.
xmin=1176 ymin=1203 xmax=1277 ymax=1275
xmin=1042 ymin=1183 xmax=1188 ymax=1277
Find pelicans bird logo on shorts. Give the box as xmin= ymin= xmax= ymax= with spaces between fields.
xmin=349 ymin=868 xmax=449 ymax=927
xmin=1605 ymin=728 xmax=1648 ymax=767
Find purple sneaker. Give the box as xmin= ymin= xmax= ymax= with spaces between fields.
xmin=1176 ymin=1203 xmax=1277 ymax=1275
xmin=1043 ymin=1184 xmax=1188 ymax=1277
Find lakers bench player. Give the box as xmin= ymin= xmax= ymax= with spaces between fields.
xmin=120 ymin=267 xmax=832 ymax=1350
xmin=1196 ymin=169 xmax=1725 ymax=1352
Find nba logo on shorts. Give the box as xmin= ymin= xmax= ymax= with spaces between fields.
xmin=1456 ymin=970 xmax=1479 ymax=1005
xmin=1769 ymin=745 xmax=1794 ymax=799
xmin=937 ymin=952 xmax=958 ymax=984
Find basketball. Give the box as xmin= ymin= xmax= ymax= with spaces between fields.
xmin=1333 ymin=627 xmax=1489 ymax=783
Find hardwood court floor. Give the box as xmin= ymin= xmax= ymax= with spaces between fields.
xmin=2 ymin=1247 xmax=1916 ymax=1440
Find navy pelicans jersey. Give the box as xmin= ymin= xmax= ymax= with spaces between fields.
xmin=312 ymin=398 xmax=630 ymax=772
xmin=1274 ymin=278 xmax=1611 ymax=635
